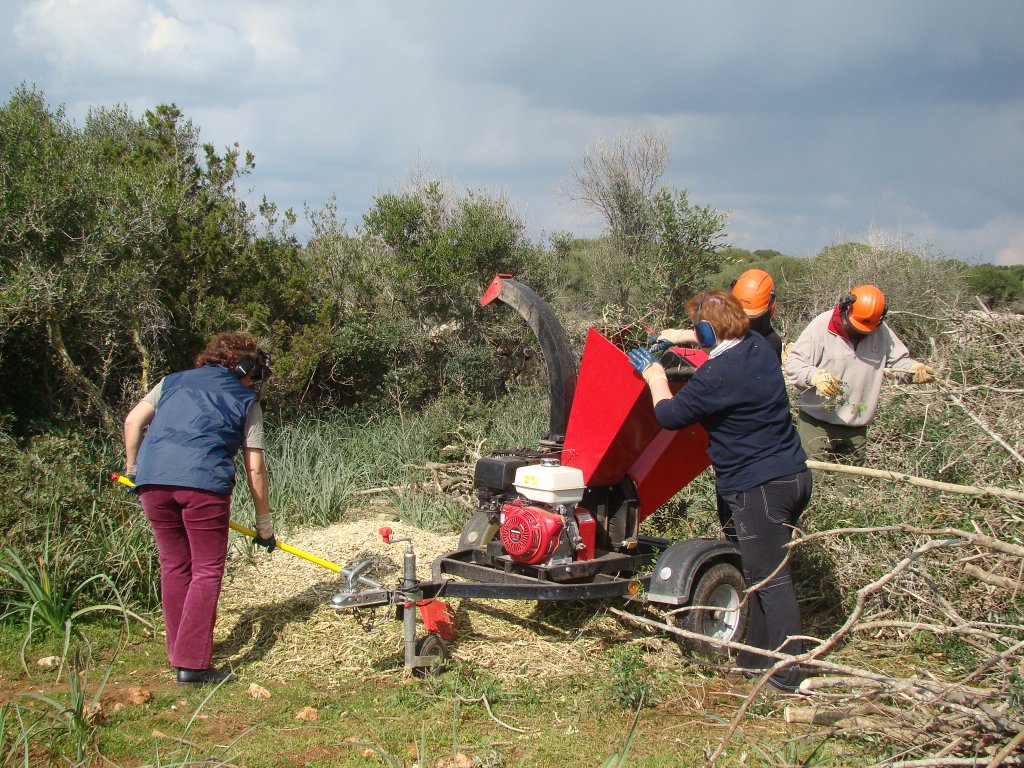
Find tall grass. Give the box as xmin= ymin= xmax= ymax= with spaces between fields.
xmin=0 ymin=542 xmax=140 ymax=671
xmin=0 ymin=702 xmax=42 ymax=767
xmin=234 ymin=387 xmax=550 ymax=535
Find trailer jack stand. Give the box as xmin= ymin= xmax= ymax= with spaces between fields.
xmin=330 ymin=527 xmax=453 ymax=675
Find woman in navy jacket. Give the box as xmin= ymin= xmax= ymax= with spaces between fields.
xmin=630 ymin=290 xmax=812 ymax=691
xmin=123 ymin=332 xmax=274 ymax=686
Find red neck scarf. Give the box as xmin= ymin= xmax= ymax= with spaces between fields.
xmin=827 ymin=304 xmax=852 ymax=341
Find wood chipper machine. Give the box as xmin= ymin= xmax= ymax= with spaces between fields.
xmin=330 ymin=275 xmax=745 ymax=674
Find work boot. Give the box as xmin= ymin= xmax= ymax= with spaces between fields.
xmin=176 ymin=667 xmax=233 ymax=686
xmin=731 ymin=665 xmax=806 ymax=694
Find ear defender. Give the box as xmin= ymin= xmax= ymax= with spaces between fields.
xmin=233 ymin=350 xmax=271 ymax=380
xmin=233 ymin=355 xmax=257 ymax=378
xmin=694 ymin=320 xmax=718 ymax=347
xmin=693 ymin=295 xmax=719 ymax=348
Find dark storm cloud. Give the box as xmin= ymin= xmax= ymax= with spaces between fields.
xmin=1 ymin=0 xmax=1022 ymax=262
xmin=412 ymin=2 xmax=1024 ymax=115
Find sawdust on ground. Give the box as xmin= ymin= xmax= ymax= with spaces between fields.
xmin=215 ymin=512 xmax=682 ymax=685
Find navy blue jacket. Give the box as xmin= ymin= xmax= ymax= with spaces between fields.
xmin=136 ymin=365 xmax=256 ymax=494
xmin=654 ymin=332 xmax=806 ymax=493
xmin=749 ymin=313 xmax=782 ymax=362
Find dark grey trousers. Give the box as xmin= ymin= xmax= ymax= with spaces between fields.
xmin=719 ymin=469 xmax=813 ymax=690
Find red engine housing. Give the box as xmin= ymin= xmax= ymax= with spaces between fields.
xmin=499 ymin=501 xmax=564 ymax=564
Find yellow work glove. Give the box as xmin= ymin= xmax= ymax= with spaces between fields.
xmin=909 ymin=363 xmax=934 ymax=384
xmin=642 ymin=362 xmax=667 ymax=385
xmin=811 ymin=370 xmax=843 ymax=398
xmin=657 ymin=328 xmax=698 ymax=346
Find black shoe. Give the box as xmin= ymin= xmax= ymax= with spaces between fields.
xmin=766 ymin=669 xmax=806 ymax=693
xmin=176 ymin=667 xmax=233 ymax=686
xmin=731 ymin=667 xmax=804 ymax=693
xmin=729 ymin=666 xmax=767 ymax=681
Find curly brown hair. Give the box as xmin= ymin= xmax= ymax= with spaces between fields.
xmin=683 ymin=290 xmax=750 ymax=342
xmin=194 ymin=332 xmax=261 ymax=370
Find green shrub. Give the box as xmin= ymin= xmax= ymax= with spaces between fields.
xmin=444 ymin=344 xmax=503 ymax=399
xmin=965 ymin=263 xmax=1024 ymax=309
xmin=781 ymin=239 xmax=968 ymax=352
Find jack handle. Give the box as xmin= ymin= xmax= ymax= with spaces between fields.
xmin=379 ymin=526 xmax=414 ymax=552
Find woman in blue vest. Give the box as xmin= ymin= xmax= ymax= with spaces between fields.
xmin=123 ymin=332 xmax=275 ymax=686
xmin=629 ymin=290 xmax=812 ymax=692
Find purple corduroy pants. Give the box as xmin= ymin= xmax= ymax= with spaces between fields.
xmin=140 ymin=485 xmax=231 ymax=670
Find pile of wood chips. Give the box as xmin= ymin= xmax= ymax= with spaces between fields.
xmin=215 ymin=514 xmax=676 ymax=685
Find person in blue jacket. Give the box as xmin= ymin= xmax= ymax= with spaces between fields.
xmin=123 ymin=332 xmax=275 ymax=686
xmin=629 ymin=290 xmax=812 ymax=692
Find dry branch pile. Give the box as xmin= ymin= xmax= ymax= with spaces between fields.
xmin=790 ymin=525 xmax=1022 ymax=764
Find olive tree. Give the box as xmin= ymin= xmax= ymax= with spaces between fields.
xmin=566 ymin=129 xmax=727 ymax=321
xmin=0 ymin=87 xmax=302 ymax=431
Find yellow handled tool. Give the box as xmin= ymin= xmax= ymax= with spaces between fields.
xmin=226 ymin=520 xmax=343 ymax=572
xmin=110 ymin=473 xmax=344 ymax=573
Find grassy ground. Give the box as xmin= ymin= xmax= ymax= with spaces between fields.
xmin=2 ymin=470 xmax=1017 ymax=766
xmin=1 ymin=608 xmax=883 ymax=768
xmin=3 ymin=311 xmax=1022 ymax=766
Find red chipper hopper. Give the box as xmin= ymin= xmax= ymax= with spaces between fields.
xmin=331 ymin=275 xmax=745 ymax=674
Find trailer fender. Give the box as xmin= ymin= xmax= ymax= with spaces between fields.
xmin=645 ymin=538 xmax=742 ymax=606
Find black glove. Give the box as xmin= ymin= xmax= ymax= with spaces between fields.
xmin=253 ymin=533 xmax=276 ymax=553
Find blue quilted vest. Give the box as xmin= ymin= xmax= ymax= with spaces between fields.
xmin=136 ymin=365 xmax=257 ymax=494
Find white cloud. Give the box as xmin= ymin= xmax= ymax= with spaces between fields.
xmin=933 ymin=214 xmax=1024 ymax=266
xmin=996 ymin=233 xmax=1024 ymax=266
xmin=15 ymin=0 xmax=247 ymax=86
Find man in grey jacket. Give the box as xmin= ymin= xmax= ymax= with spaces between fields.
xmin=784 ymin=285 xmax=934 ymax=462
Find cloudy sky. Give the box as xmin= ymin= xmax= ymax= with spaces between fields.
xmin=2 ymin=1 xmax=1022 ymax=264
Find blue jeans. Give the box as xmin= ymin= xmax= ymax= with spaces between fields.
xmin=719 ymin=469 xmax=812 ymax=689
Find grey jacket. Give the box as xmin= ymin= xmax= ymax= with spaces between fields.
xmin=784 ymin=310 xmax=919 ymax=427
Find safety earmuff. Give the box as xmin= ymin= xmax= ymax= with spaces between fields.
xmin=234 ymin=350 xmax=271 ymax=381
xmin=693 ymin=295 xmax=719 ymax=348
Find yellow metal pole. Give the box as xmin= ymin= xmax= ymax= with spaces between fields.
xmin=111 ymin=474 xmax=343 ymax=573
xmin=226 ymin=520 xmax=341 ymax=573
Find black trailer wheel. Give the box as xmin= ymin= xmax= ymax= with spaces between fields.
xmin=457 ymin=510 xmax=498 ymax=550
xmin=413 ymin=632 xmax=448 ymax=677
xmin=670 ymin=562 xmax=747 ymax=660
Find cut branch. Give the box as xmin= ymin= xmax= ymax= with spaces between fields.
xmin=805 ymin=460 xmax=1024 ymax=503
xmin=938 ymin=383 xmax=1024 ymax=467
xmin=963 ymin=564 xmax=1021 ymax=591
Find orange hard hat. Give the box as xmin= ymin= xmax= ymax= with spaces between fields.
xmin=842 ymin=285 xmax=888 ymax=333
xmin=730 ymin=269 xmax=776 ymax=317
